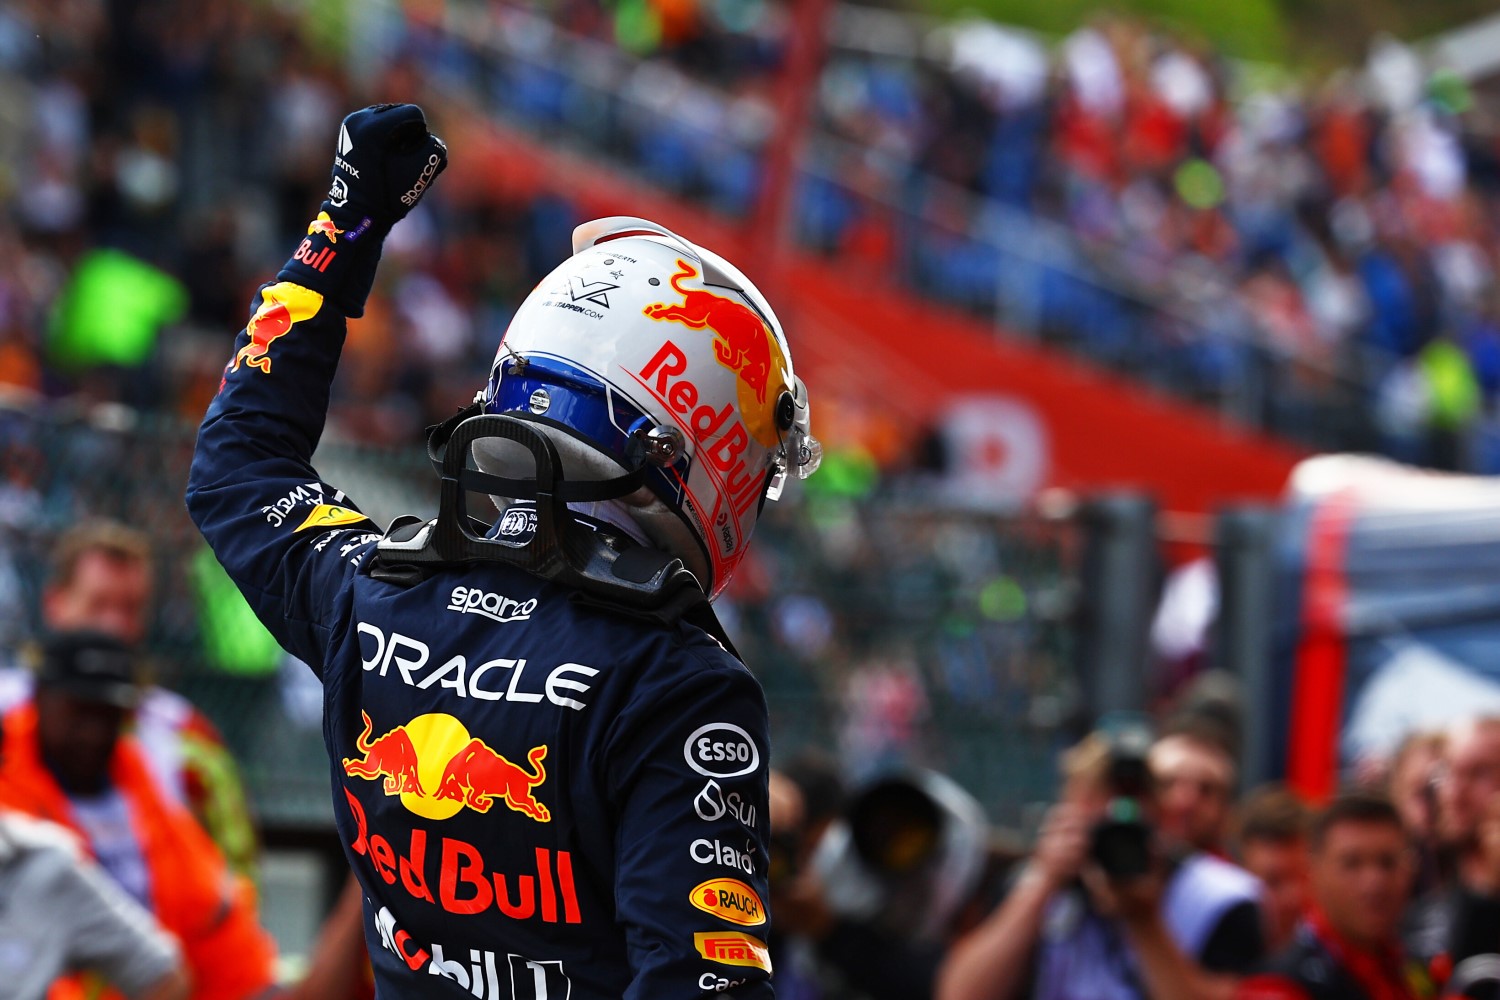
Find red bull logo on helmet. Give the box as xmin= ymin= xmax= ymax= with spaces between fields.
xmin=342 ymin=710 xmax=550 ymax=823
xmin=642 ymin=259 xmax=790 ymax=449
xmin=229 ymin=282 xmax=323 ymax=377
xmin=636 ymin=342 xmax=766 ymax=528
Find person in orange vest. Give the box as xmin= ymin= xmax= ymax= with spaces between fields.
xmin=0 ymin=519 xmax=260 ymax=880
xmin=0 ymin=631 xmax=278 ymax=1000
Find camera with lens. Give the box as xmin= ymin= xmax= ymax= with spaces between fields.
xmin=1089 ymin=723 xmax=1156 ymax=880
xmin=811 ymin=769 xmax=990 ymax=944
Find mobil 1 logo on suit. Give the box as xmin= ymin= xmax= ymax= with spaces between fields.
xmin=684 ymin=723 xmax=759 ymax=779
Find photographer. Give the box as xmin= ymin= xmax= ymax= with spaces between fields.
xmin=937 ymin=728 xmax=1265 ymax=1000
xmin=1152 ymin=721 xmax=1238 ymax=858
xmin=771 ymin=762 xmax=1006 ymax=1000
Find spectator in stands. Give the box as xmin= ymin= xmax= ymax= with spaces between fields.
xmin=1407 ymin=717 xmax=1500 ymax=972
xmin=1151 ymin=719 xmax=1239 ymax=858
xmin=937 ymin=729 xmax=1265 ymax=1000
xmin=1236 ymin=794 xmax=1437 ymax=1000
xmin=1235 ymin=786 xmax=1312 ymax=953
xmin=1440 ymin=719 xmax=1500 ymax=885
xmin=0 ymin=520 xmax=258 ymax=879
xmin=0 ymin=631 xmax=279 ymax=1000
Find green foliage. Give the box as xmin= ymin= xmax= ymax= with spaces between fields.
xmin=915 ymin=0 xmax=1500 ymax=66
xmin=920 ymin=0 xmax=1288 ymax=60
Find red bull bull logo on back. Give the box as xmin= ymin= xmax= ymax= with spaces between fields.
xmin=341 ymin=710 xmax=550 ymax=823
xmin=343 ymin=710 xmax=426 ymax=797
xmin=437 ymin=739 xmax=550 ymax=822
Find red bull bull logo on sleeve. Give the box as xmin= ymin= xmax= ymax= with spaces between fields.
xmin=307 ymin=210 xmax=345 ymax=244
xmin=642 ymin=259 xmax=790 ymax=449
xmin=229 ymin=282 xmax=323 ymax=377
xmin=342 ymin=710 xmax=550 ymax=823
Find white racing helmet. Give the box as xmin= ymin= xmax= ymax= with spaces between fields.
xmin=477 ymin=217 xmax=820 ymax=599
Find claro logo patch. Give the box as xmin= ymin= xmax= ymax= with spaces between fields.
xmin=684 ymin=723 xmax=759 ymax=778
xmin=690 ymin=878 xmax=765 ymax=926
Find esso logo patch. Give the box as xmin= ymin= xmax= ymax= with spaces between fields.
xmin=684 ymin=723 xmax=759 ymax=778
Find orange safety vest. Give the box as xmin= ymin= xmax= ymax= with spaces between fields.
xmin=0 ymin=703 xmax=277 ymax=1000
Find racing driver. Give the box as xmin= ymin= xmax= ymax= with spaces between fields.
xmin=186 ymin=103 xmax=819 ymax=999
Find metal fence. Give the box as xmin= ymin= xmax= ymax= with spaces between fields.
xmin=9 ymin=404 xmax=1089 ymax=830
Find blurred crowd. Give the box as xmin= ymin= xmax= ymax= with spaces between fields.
xmin=808 ymin=15 xmax=1500 ymax=471
xmin=0 ymin=518 xmax=372 ymax=998
xmin=9 ymin=1 xmax=1500 ymax=469
xmin=540 ymin=0 xmax=1500 ymax=470
xmin=0 ymin=0 xmax=580 ymax=449
xmin=768 ymin=698 xmax=1500 ymax=1000
xmin=469 ymin=0 xmax=1500 ymax=469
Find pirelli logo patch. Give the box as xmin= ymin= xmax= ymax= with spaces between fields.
xmin=693 ymin=931 xmax=771 ymax=972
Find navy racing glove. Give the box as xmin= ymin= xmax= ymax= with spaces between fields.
xmin=278 ymin=102 xmax=448 ymax=317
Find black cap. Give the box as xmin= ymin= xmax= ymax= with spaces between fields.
xmin=36 ymin=632 xmax=141 ymax=709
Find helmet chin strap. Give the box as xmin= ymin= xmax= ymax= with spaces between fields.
xmin=371 ymin=410 xmax=719 ymax=625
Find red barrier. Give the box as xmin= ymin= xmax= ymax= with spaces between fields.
xmin=1286 ymin=494 xmax=1355 ymax=802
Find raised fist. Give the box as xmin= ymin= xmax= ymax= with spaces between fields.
xmin=279 ymin=103 xmax=448 ymax=316
xmin=326 ymin=103 xmax=447 ymax=226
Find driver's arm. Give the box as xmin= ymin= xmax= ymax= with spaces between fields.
xmin=185 ymin=105 xmax=446 ymax=669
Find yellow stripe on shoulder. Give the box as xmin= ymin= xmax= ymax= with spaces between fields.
xmin=295 ymin=504 xmax=371 ymax=532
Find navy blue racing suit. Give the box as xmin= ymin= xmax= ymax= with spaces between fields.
xmin=187 ymin=281 xmax=774 ymax=999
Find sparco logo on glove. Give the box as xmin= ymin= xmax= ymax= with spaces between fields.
xmin=401 ymin=148 xmax=445 ymax=207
